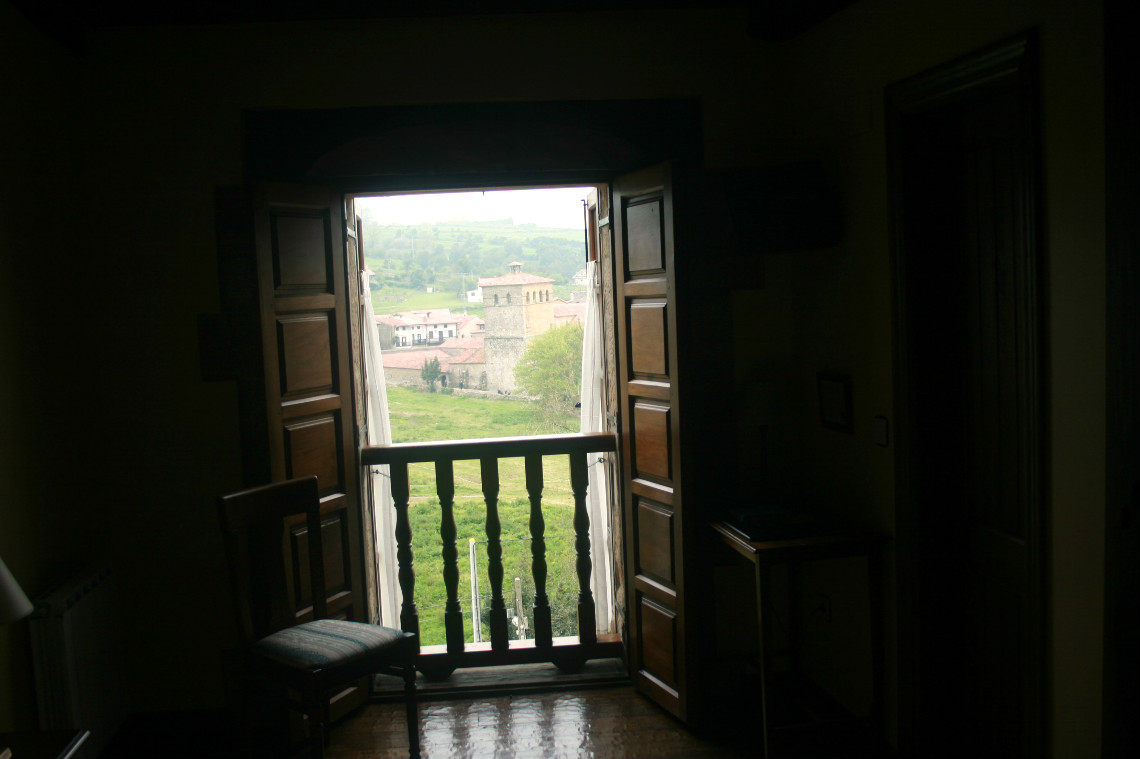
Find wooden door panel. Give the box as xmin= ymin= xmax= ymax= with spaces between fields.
xmin=632 ymin=403 xmax=671 ymax=481
xmin=629 ymin=300 xmax=668 ymax=377
xmin=278 ymin=315 xmax=335 ymax=395
xmin=635 ymin=500 xmax=674 ymax=584
xmin=283 ymin=414 xmax=342 ymax=492
xmin=624 ymin=198 xmax=666 ymax=274
xmin=638 ymin=598 xmax=677 ymax=687
xmin=616 ymin=163 xmax=695 ymax=723
xmin=272 ymin=211 xmax=333 ymax=288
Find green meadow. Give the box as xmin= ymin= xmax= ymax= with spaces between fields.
xmin=385 ymin=385 xmax=584 ymax=646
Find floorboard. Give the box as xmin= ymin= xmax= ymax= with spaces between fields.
xmin=322 ymin=685 xmax=752 ymax=759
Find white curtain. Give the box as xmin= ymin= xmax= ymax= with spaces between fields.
xmin=361 ymin=271 xmax=401 ymax=627
xmin=579 ymin=261 xmax=615 ymax=633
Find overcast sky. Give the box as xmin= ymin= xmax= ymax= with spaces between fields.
xmin=357 ymin=187 xmax=593 ymax=229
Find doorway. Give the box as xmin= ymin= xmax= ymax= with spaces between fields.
xmin=233 ymin=97 xmax=708 ymax=715
xmin=888 ymin=33 xmax=1044 ymax=758
xmin=347 ymin=186 xmax=619 ymax=652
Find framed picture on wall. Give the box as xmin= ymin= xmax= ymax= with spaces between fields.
xmin=818 ymin=372 xmax=853 ymax=433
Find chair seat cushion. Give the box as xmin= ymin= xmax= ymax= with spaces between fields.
xmin=252 ymin=619 xmax=409 ymax=671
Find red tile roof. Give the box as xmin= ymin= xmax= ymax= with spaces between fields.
xmin=381 ymin=349 xmax=453 ymax=371
xmin=450 ymin=347 xmax=485 ymax=364
xmin=439 ymin=336 xmax=485 ymax=351
xmin=552 ymin=302 xmax=587 ymax=322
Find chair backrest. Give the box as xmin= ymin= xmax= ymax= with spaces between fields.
xmin=217 ymin=476 xmax=327 ymax=645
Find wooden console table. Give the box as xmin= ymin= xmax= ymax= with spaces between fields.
xmin=710 ymin=519 xmax=887 ymax=758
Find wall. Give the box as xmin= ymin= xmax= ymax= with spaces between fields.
xmin=0 ymin=0 xmax=93 ymax=731
xmin=0 ymin=3 xmax=1106 ymax=756
xmin=732 ymin=1 xmax=1104 ymax=755
xmin=52 ymin=6 xmax=773 ymax=718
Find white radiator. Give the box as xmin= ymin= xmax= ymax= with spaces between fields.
xmin=30 ymin=565 xmax=126 ymax=758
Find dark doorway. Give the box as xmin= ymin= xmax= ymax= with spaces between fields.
xmin=888 ymin=33 xmax=1044 ymax=758
xmin=1104 ymin=0 xmax=1140 ymax=752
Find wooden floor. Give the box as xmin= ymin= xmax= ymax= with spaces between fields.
xmin=317 ymin=661 xmax=887 ymax=758
xmin=321 ymin=685 xmax=752 ymax=759
xmin=102 ymin=661 xmax=886 ymax=758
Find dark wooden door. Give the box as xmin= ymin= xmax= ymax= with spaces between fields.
xmin=613 ymin=164 xmax=699 ymax=724
xmin=248 ymin=183 xmax=369 ymax=717
xmin=889 ymin=35 xmax=1042 ymax=758
xmin=1104 ymin=1 xmax=1140 ymax=753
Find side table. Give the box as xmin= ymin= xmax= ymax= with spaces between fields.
xmin=711 ymin=520 xmax=887 ymax=758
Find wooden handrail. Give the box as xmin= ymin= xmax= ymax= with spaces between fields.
xmin=361 ymin=431 xmax=617 ymax=465
xmin=363 ymin=430 xmax=619 ymax=676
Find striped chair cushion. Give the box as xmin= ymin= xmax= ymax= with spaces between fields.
xmin=252 ymin=619 xmax=408 ymax=671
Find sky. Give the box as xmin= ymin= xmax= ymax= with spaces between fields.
xmin=357 ymin=187 xmax=593 ymax=229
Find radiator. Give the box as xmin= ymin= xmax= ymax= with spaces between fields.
xmin=30 ymin=565 xmax=126 ymax=758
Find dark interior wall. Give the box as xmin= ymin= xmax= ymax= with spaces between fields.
xmin=0 ymin=0 xmax=95 ymax=731
xmin=740 ymin=1 xmax=1105 ymax=755
xmin=0 ymin=2 xmax=1107 ymax=757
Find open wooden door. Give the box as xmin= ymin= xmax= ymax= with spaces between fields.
xmin=614 ymin=163 xmax=714 ymax=725
xmin=219 ymin=182 xmax=370 ymax=722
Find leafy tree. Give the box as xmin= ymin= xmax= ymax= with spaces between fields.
xmin=421 ymin=356 xmax=442 ymax=392
xmin=514 ymin=322 xmax=583 ymax=431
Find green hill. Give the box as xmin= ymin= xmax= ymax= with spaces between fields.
xmin=360 ymin=218 xmax=586 ymax=314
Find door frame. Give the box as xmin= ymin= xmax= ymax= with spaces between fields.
xmin=239 ymin=97 xmax=703 ymax=671
xmin=886 ymin=31 xmax=1045 ymax=755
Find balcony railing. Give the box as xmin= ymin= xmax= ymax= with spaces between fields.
xmin=361 ymin=432 xmax=621 ymax=678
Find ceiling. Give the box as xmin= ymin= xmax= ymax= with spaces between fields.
xmin=10 ymin=0 xmax=856 ymax=44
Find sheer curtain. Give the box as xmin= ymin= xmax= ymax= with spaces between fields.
xmin=361 ymin=271 xmax=401 ymax=627
xmin=579 ymin=260 xmax=615 ymax=633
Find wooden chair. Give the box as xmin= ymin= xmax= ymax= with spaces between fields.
xmin=218 ymin=476 xmax=419 ymax=758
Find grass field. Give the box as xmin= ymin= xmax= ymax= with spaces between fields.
xmin=362 ymin=218 xmax=585 ymax=316
xmin=385 ymin=386 xmax=585 ymax=645
xmin=369 ymin=287 xmax=486 ymax=317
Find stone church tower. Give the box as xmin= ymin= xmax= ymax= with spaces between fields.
xmin=478 ymin=262 xmax=555 ymax=392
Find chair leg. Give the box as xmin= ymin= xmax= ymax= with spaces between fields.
xmin=404 ymin=665 xmax=420 ymax=759
xmin=304 ymin=688 xmax=325 ymax=759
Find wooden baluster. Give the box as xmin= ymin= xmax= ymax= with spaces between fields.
xmin=481 ymin=457 xmax=510 ymax=651
xmin=569 ymin=451 xmax=597 ymax=644
xmin=390 ymin=462 xmax=420 ymax=647
xmin=526 ymin=454 xmax=553 ymax=648
xmin=436 ymin=460 xmax=464 ymax=654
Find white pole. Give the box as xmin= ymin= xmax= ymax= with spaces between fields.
xmin=513 ymin=576 xmax=528 ymax=640
xmin=469 ymin=539 xmax=482 ymax=643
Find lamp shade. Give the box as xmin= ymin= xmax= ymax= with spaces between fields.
xmin=0 ymin=554 xmax=34 ymax=626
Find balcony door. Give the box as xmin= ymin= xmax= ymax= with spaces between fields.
xmin=219 ymin=182 xmax=371 ymax=721
xmin=232 ymin=97 xmax=706 ymax=719
xmin=612 ymin=162 xmax=727 ymax=726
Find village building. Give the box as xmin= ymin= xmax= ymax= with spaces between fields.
xmin=569 ymin=268 xmax=589 ymax=302
xmin=379 ymin=308 xmax=466 ymax=346
xmin=380 ymin=348 xmax=453 ymax=386
xmin=454 ymin=313 xmax=485 ymax=339
xmin=371 ymin=267 xmax=559 ymax=393
xmin=478 ymin=262 xmax=555 ymax=392
xmin=552 ymin=300 xmax=586 ymax=326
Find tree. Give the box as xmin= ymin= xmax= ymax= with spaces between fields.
xmin=513 ymin=322 xmax=583 ymax=431
xmin=421 ymin=356 xmax=442 ymax=392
